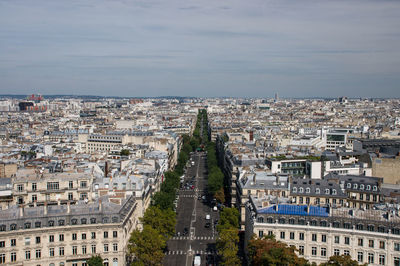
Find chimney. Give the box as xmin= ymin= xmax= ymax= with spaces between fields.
xmin=44 ymin=202 xmax=47 ymax=215
xmin=67 ymin=201 xmax=71 ymax=214
xmin=19 ymin=205 xmax=24 ymax=217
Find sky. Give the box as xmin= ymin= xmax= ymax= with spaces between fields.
xmin=0 ymin=0 xmax=399 ymax=98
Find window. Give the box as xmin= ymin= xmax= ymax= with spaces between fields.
xmin=36 ymin=249 xmax=41 ymax=258
xmin=49 ymin=248 xmax=54 ymax=257
xmin=345 ymin=237 xmax=350 ymax=245
xmin=104 ymin=231 xmax=109 ymax=238
xmin=0 ymin=254 xmax=4 ymax=264
xmin=280 ymin=232 xmax=285 ymax=239
xmin=325 ymin=189 xmax=330 ymax=194
xmin=10 ymin=224 xmax=16 ymax=230
xmin=322 ymin=235 xmax=327 ymax=242
xmin=321 ymin=248 xmax=326 ymax=257
xmin=91 ymin=232 xmax=96 ymax=239
xmin=69 ymin=181 xmax=73 ymax=189
xmin=292 ymin=187 xmax=297 ymax=193
xmin=47 ymin=182 xmax=59 ymax=190
xmin=71 ymin=219 xmax=77 ymax=225
xmin=306 ymin=187 xmax=310 ymax=193
xmin=0 ymin=225 xmax=5 ymax=232
xmin=10 ymin=239 xmax=16 ymax=247
xmin=299 ymin=246 xmax=304 ymax=255
xmin=334 ymin=249 xmax=340 ymax=256
xmin=344 ymin=250 xmax=350 ymax=256
xmin=332 ymin=189 xmax=337 ymax=195
xmin=59 ymin=234 xmax=64 ymax=242
xmin=369 ymin=240 xmax=374 ymax=248
xmin=36 ymin=236 xmax=40 ymax=244
xmin=32 ymin=194 xmax=37 ymax=202
xmin=335 ymin=236 xmax=340 ymax=244
xmin=25 ymin=250 xmax=30 ymax=260
xmin=290 ymin=232 xmax=294 ymax=240
xmin=81 ymin=218 xmax=87 ymax=224
xmin=373 ymin=186 xmax=377 ymax=191
xmin=394 ymin=257 xmax=400 ymax=266
xmin=17 ymin=184 xmax=24 ymax=192
xmin=72 ymin=233 xmax=77 ymax=241
xmin=395 ymin=243 xmax=400 ymax=251
xmin=316 ymin=188 xmax=320 ymax=194
xmin=259 ymin=231 xmax=263 ymax=238
xmin=113 ymin=231 xmax=118 ymax=238
xmin=368 ymin=253 xmax=374 ymax=264
xmin=32 ymin=183 xmax=37 ymax=191
xmin=358 ymin=238 xmax=363 ymax=246
xmin=72 ymin=246 xmax=77 ymax=255
xmin=299 ymin=187 xmax=304 ymax=193
xmin=80 ymin=181 xmax=87 ymax=188
xmin=289 ymin=218 xmax=295 ymax=224
xmin=379 ymin=255 xmax=385 ymax=265
xmin=312 ymin=234 xmax=317 ymax=241
xmin=380 ymin=241 xmax=385 ymax=249
xmin=82 ymin=246 xmax=87 ymax=254
xmin=299 ymin=233 xmax=304 ymax=240
xmin=59 ymin=247 xmax=64 ymax=256
xmin=25 ymin=237 xmax=30 ymax=246
xmin=58 ymin=220 xmax=65 ymax=226
xmin=358 ymin=252 xmax=364 ymax=263
xmin=48 ymin=220 xmax=54 ymax=227
xmin=91 ymin=244 xmax=96 ymax=254
xmin=104 ymin=244 xmax=109 ymax=252
xmin=356 ymin=224 xmax=363 ymax=230
xmin=312 ymin=247 xmax=317 ymax=256
xmin=113 ymin=243 xmax=118 ymax=252
xmin=82 ymin=233 xmax=86 ymax=240
xmin=68 ymin=193 xmax=73 ymax=200
xmin=10 ymin=252 xmax=16 ymax=262
xmin=90 ymin=218 xmax=96 ymax=224
xmin=0 ymin=242 xmax=4 ymax=248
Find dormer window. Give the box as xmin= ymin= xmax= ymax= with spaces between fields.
xmin=325 ymin=189 xmax=330 ymax=195
xmin=353 ymin=184 xmax=358 ymax=189
xmin=306 ymin=187 xmax=310 ymax=193
xmin=360 ymin=184 xmax=364 ymax=190
xmin=347 ymin=183 xmax=351 ymax=188
xmin=316 ymin=188 xmax=320 ymax=194
xmin=292 ymin=187 xmax=297 ymax=193
xmin=332 ymin=189 xmax=337 ymax=195
xmin=366 ymin=185 xmax=371 ymax=190
xmin=373 ymin=186 xmax=377 ymax=191
xmin=299 ymin=187 xmax=304 ymax=193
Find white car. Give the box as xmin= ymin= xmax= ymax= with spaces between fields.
xmin=205 ymin=214 xmax=211 ymax=220
xmin=213 ymin=206 xmax=218 ymax=211
xmin=194 ymin=255 xmax=201 ymax=266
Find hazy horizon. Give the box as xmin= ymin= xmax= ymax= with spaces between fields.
xmin=1 ymin=0 xmax=400 ymax=98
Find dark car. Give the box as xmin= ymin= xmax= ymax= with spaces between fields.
xmin=183 ymin=227 xmax=189 ymax=235
xmin=205 ymin=222 xmax=211 ymax=228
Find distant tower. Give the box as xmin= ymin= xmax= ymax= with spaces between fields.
xmin=274 ymin=92 xmax=279 ymax=102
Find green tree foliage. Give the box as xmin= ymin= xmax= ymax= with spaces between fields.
xmin=217 ymin=207 xmax=239 ymax=231
xmin=320 ymin=255 xmax=367 ymax=266
xmin=87 ymin=255 xmax=104 ymax=266
xmin=120 ymin=149 xmax=130 ymax=156
xmin=140 ymin=206 xmax=176 ymax=239
xmin=153 ymin=191 xmax=174 ymax=210
xmin=248 ymin=235 xmax=310 ymax=266
xmin=128 ymin=226 xmax=166 ymax=266
xmin=217 ymin=228 xmax=241 ymax=266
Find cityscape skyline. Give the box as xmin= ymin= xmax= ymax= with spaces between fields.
xmin=1 ymin=0 xmax=400 ymax=98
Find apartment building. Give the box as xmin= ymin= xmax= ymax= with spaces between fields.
xmin=245 ymin=195 xmax=400 ymax=266
xmin=0 ymin=195 xmax=139 ymax=266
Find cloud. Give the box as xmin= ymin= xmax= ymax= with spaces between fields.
xmin=0 ymin=0 xmax=399 ymax=97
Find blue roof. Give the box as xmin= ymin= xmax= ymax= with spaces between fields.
xmin=258 ymin=205 xmax=329 ymax=217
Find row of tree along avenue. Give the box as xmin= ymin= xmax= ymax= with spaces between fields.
xmin=126 ymin=111 xmax=204 ymax=266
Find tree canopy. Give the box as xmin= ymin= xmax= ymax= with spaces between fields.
xmin=87 ymin=255 xmax=104 ymax=266
xmin=320 ymin=255 xmax=367 ymax=266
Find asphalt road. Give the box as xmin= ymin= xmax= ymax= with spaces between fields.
xmin=163 ymin=152 xmax=219 ymax=266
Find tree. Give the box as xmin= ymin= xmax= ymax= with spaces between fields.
xmin=217 ymin=207 xmax=239 ymax=232
xmin=87 ymin=255 xmax=103 ymax=266
xmin=215 ymin=188 xmax=225 ymax=204
xmin=153 ymin=191 xmax=174 ymax=210
xmin=140 ymin=206 xmax=176 ymax=239
xmin=120 ymin=149 xmax=130 ymax=156
xmin=128 ymin=225 xmax=166 ymax=266
xmin=320 ymin=255 xmax=367 ymax=266
xmin=217 ymin=228 xmax=240 ymax=266
xmin=247 ymin=235 xmax=310 ymax=266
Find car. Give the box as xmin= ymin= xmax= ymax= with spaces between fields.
xmin=205 ymin=214 xmax=211 ymax=220
xmin=198 ymin=196 xmax=202 ymax=200
xmin=183 ymin=227 xmax=189 ymax=235
xmin=213 ymin=206 xmax=218 ymax=211
xmin=205 ymin=222 xmax=211 ymax=228
xmin=190 ymin=185 xmax=195 ymax=189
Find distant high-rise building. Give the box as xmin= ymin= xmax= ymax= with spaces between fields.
xmin=274 ymin=92 xmax=279 ymax=102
